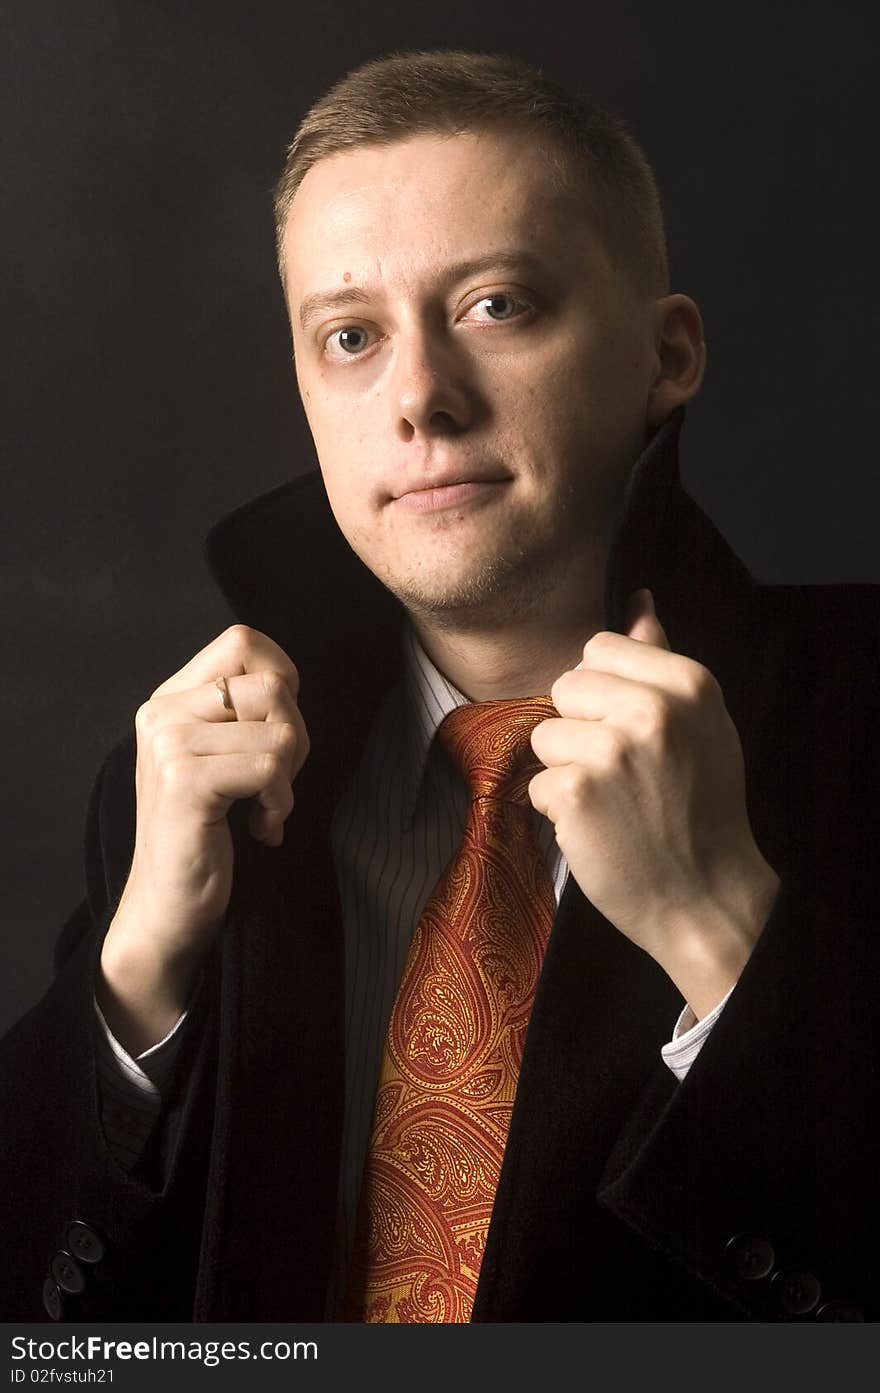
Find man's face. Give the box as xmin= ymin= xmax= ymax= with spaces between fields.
xmin=282 ymin=128 xmax=658 ymax=624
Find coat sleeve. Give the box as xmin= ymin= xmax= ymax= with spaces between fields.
xmin=0 ymin=736 xmax=220 ymax=1321
xmin=596 ymin=586 xmax=880 ymax=1323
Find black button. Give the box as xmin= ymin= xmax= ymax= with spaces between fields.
xmin=725 ymin=1233 xmax=775 ymax=1281
xmin=771 ymin=1268 xmax=821 ymax=1316
xmin=66 ymin=1221 xmax=105 ymax=1265
xmin=42 ymin=1277 xmax=63 ymax=1321
xmin=816 ymin=1300 xmax=865 ymax=1322
xmin=51 ymin=1251 xmax=85 ymax=1296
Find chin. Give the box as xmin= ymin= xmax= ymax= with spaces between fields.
xmin=381 ymin=549 xmax=559 ymax=628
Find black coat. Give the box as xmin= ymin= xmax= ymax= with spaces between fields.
xmin=1 ymin=407 xmax=877 ymax=1322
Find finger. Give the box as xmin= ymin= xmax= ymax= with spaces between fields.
xmin=527 ymin=766 xmax=555 ymax=819
xmin=629 ymin=613 xmax=670 ymax=648
xmin=152 ymin=625 xmax=300 ymax=702
xmin=243 ymin=758 xmax=296 ymax=847
xmin=151 ymin=729 xmax=300 ymax=850
xmin=580 ymin=628 xmax=702 ymax=695
xmin=148 ymin=670 xmax=302 ymax=727
xmin=138 ymin=673 xmax=309 ymax=777
xmin=529 ymin=765 xmax=597 ymax=826
xmin=549 ymin=667 xmax=654 ymax=722
xmin=247 ymin=794 xmax=294 ymax=848
xmin=624 ymin=588 xmax=671 ymax=650
xmin=624 ymin=587 xmax=654 ymax=627
xmin=531 ymin=717 xmax=622 ymax=770
xmin=167 ymin=751 xmax=296 ymax=821
xmin=137 ymin=678 xmax=309 ymax=781
xmin=152 ymin=719 xmax=301 ymax=778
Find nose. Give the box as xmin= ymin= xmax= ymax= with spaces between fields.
xmin=392 ymin=324 xmax=473 ymax=440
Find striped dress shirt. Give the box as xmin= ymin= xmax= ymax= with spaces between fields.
xmin=94 ymin=623 xmax=729 ymax=1308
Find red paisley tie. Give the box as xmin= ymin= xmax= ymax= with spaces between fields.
xmin=345 ymin=696 xmax=558 ymax=1322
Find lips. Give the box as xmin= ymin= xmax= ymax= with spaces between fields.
xmin=390 ymin=477 xmax=511 ymax=515
xmin=389 ymin=465 xmax=512 ymax=502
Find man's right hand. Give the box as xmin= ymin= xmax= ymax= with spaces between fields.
xmin=96 ymin=625 xmax=309 ymax=1056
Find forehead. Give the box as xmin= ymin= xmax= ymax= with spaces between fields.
xmin=281 ymin=129 xmax=589 ymax=298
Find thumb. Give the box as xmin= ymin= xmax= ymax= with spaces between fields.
xmin=625 ymin=588 xmax=671 ymax=650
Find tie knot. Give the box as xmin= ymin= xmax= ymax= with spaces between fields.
xmin=436 ymin=696 xmax=557 ymax=804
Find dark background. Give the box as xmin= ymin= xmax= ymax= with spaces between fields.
xmin=2 ymin=0 xmax=877 ymax=1034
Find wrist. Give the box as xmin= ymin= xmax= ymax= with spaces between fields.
xmin=98 ymin=908 xmax=206 ymax=1055
xmin=655 ymin=856 xmax=780 ymax=1021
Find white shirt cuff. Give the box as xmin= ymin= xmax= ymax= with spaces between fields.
xmin=92 ymin=997 xmax=192 ymax=1170
xmin=660 ymin=984 xmax=735 ymax=1082
xmin=93 ymin=996 xmax=191 ymax=1093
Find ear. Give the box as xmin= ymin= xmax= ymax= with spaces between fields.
xmin=646 ymin=294 xmax=707 ymax=431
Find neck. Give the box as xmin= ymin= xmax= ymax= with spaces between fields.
xmin=407 ymin=544 xmax=608 ymax=703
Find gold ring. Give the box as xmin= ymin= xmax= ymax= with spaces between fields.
xmin=215 ymin=675 xmax=237 ymax=718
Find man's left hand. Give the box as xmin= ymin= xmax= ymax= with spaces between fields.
xmin=528 ymin=587 xmax=780 ymax=1020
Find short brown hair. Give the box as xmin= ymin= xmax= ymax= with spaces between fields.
xmin=273 ymin=48 xmax=669 ymax=299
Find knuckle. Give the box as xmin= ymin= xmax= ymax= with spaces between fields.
xmin=158 ymin=755 xmax=191 ymax=793
xmin=224 ymin=622 xmax=255 ymax=654
xmin=583 ymin=631 xmax=613 ymax=662
xmin=682 ymin=661 xmax=717 ymax=703
xmin=260 ymin=669 xmax=288 ymax=702
xmin=560 ymin=764 xmax=589 ymax=807
xmin=258 ymin=751 xmax=283 ymax=781
xmin=134 ymin=700 xmax=156 ymax=736
xmin=273 ymin=721 xmax=298 ymax=757
xmin=596 ymin=727 xmax=626 ymax=771
xmin=550 ymin=669 xmax=575 ymax=705
xmin=151 ymin=725 xmax=182 ymax=765
xmin=631 ymin=692 xmax=668 ymax=737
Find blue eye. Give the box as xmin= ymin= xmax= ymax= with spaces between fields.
xmin=480 ymin=294 xmax=519 ymax=320
xmin=335 ymin=327 xmax=370 ymax=354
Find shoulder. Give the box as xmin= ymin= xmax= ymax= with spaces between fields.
xmin=750 ymin=579 xmax=880 ymax=670
xmin=751 ymin=577 xmax=880 ymax=616
xmin=746 ymin=583 xmax=880 ymax=799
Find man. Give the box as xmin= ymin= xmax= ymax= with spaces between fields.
xmin=1 ymin=49 xmax=876 ymax=1323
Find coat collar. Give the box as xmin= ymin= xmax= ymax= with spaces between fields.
xmin=205 ymin=404 xmax=753 ymax=657
xmin=205 ymin=404 xmax=756 ymax=817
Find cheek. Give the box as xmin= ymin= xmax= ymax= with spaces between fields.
xmin=316 ymin=444 xmax=383 ymax=557
xmin=322 ymin=478 xmax=372 ymax=557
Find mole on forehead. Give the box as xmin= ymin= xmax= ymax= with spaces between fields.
xmin=343 ymin=271 xmax=351 ymax=282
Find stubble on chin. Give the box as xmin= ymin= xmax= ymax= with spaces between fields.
xmin=378 ymin=527 xmax=573 ymax=633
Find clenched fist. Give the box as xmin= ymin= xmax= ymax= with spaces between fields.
xmin=97 ymin=625 xmax=309 ymax=1053
xmin=528 ymin=589 xmax=780 ymax=1020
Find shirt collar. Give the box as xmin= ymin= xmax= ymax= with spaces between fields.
xmin=400 ymin=624 xmax=469 ymax=826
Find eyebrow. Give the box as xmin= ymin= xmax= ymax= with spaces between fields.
xmin=297 ymin=250 xmax=548 ymax=333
